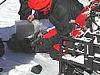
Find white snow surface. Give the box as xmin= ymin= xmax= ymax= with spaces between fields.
xmin=0 ymin=42 xmax=60 ymax=75
xmin=78 ymin=0 xmax=90 ymax=6
xmin=8 ymin=53 xmax=59 ymax=75
xmin=0 ymin=0 xmax=20 ymax=28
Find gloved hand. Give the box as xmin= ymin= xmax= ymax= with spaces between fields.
xmin=49 ymin=43 xmax=64 ymax=60
xmin=49 ymin=50 xmax=62 ymax=60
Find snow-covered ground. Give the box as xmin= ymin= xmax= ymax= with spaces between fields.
xmin=0 ymin=43 xmax=59 ymax=75
xmin=0 ymin=0 xmax=20 ymax=28
xmin=0 ymin=0 xmax=20 ymax=41
xmin=78 ymin=0 xmax=90 ymax=6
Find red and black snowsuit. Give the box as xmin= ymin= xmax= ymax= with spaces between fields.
xmin=33 ymin=0 xmax=84 ymax=59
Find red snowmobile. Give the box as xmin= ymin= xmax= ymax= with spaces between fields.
xmin=58 ymin=0 xmax=100 ymax=75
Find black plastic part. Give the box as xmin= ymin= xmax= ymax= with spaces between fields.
xmin=31 ymin=65 xmax=42 ymax=74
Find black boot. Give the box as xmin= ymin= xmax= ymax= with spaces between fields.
xmin=0 ymin=38 xmax=4 ymax=57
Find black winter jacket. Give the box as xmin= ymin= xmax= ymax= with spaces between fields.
xmin=18 ymin=0 xmax=32 ymax=17
xmin=34 ymin=0 xmax=84 ymax=35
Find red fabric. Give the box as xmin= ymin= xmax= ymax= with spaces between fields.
xmin=43 ymin=28 xmax=57 ymax=39
xmin=28 ymin=0 xmax=52 ymax=10
xmin=70 ymin=28 xmax=82 ymax=38
xmin=93 ymin=0 xmax=100 ymax=3
xmin=81 ymin=6 xmax=89 ymax=13
xmin=75 ymin=13 xmax=87 ymax=29
xmin=39 ymin=0 xmax=52 ymax=15
xmin=53 ymin=43 xmax=61 ymax=51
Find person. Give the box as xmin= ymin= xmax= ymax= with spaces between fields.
xmin=0 ymin=38 xmax=4 ymax=72
xmin=27 ymin=0 xmax=84 ymax=60
xmin=18 ymin=0 xmax=32 ymax=20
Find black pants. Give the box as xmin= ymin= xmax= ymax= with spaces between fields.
xmin=20 ymin=15 xmax=29 ymax=20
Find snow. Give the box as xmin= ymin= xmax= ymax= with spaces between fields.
xmin=78 ymin=0 xmax=90 ymax=6
xmin=0 ymin=42 xmax=59 ymax=75
xmin=0 ymin=0 xmax=20 ymax=28
xmin=0 ymin=0 xmax=19 ymax=40
xmin=8 ymin=54 xmax=59 ymax=75
xmin=0 ymin=0 xmax=99 ymax=75
xmin=62 ymin=54 xmax=84 ymax=64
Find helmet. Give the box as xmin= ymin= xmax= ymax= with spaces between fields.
xmin=28 ymin=0 xmax=52 ymax=10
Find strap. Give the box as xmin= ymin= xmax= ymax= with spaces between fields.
xmin=0 ymin=0 xmax=6 ymax=5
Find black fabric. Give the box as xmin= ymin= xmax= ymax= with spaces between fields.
xmin=49 ymin=0 xmax=84 ymax=35
xmin=48 ymin=34 xmax=63 ymax=60
xmin=7 ymin=32 xmax=50 ymax=53
xmin=34 ymin=11 xmax=49 ymax=20
xmin=31 ymin=65 xmax=42 ymax=74
xmin=31 ymin=37 xmax=50 ymax=53
xmin=0 ymin=38 xmax=4 ymax=57
xmin=7 ymin=34 xmax=23 ymax=52
xmin=20 ymin=15 xmax=30 ymax=20
xmin=21 ymin=38 xmax=34 ymax=53
xmin=7 ymin=34 xmax=33 ymax=53
xmin=18 ymin=0 xmax=32 ymax=20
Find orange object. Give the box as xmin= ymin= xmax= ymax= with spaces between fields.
xmin=28 ymin=0 xmax=52 ymax=10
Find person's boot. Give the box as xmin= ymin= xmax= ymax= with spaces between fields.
xmin=0 ymin=38 xmax=4 ymax=57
